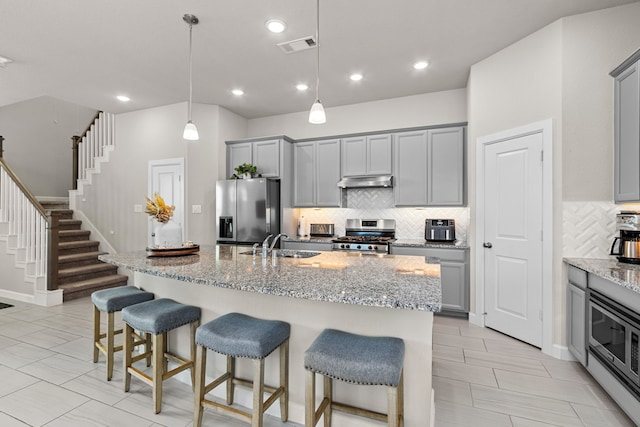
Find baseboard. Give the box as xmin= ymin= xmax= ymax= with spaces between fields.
xmin=34 ymin=289 xmax=63 ymax=307
xmin=430 ymin=387 xmax=436 ymax=427
xmin=551 ymin=344 xmax=575 ymax=361
xmin=0 ymin=289 xmax=35 ymax=304
xmin=468 ymin=311 xmax=484 ymax=327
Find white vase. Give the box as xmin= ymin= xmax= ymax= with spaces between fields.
xmin=154 ymin=220 xmax=182 ymax=247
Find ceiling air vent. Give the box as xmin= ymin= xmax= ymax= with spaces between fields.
xmin=277 ymin=36 xmax=316 ymax=54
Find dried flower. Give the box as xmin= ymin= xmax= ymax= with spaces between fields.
xmin=145 ymin=193 xmax=175 ymax=223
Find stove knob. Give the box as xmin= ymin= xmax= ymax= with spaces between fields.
xmin=341 ymin=244 xmax=346 ymax=249
xmin=373 ymin=245 xmax=378 ymax=251
xmin=368 ymin=245 xmax=373 ymax=250
xmin=356 ymin=245 xmax=361 ymax=249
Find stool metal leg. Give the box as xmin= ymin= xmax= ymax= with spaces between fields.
xmin=93 ymin=306 xmax=100 ymax=363
xmin=193 ymin=344 xmax=207 ymax=427
xmin=153 ymin=333 xmax=165 ymax=414
xmin=252 ymin=358 xmax=265 ymax=427
xmin=123 ymin=323 xmax=133 ymax=392
xmin=280 ymin=339 xmax=289 ymax=421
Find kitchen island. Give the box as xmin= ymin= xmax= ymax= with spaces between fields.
xmin=100 ymin=245 xmax=441 ymax=426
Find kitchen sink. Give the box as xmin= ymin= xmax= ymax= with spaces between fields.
xmin=239 ymin=249 xmax=320 ymax=258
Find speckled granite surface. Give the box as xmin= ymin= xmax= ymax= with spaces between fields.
xmin=564 ymin=258 xmax=640 ymax=294
xmin=100 ymin=245 xmax=442 ymax=312
xmin=391 ymin=239 xmax=470 ymax=249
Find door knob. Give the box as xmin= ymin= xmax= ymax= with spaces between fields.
xmin=483 ymin=242 xmax=493 ymax=248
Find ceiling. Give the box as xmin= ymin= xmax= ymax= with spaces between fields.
xmin=0 ymin=0 xmax=638 ymax=119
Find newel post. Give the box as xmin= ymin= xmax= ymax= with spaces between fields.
xmin=72 ymin=135 xmax=80 ymax=190
xmin=47 ymin=211 xmax=61 ymax=291
xmin=0 ymin=135 xmax=4 ymax=158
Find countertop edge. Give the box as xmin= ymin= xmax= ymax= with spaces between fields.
xmin=564 ymin=257 xmax=640 ymax=294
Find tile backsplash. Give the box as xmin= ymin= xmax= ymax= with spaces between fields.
xmin=299 ymin=188 xmax=469 ymax=241
xmin=563 ymin=201 xmax=618 ymax=258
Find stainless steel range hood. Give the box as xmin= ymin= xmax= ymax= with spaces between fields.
xmin=337 ymin=175 xmax=393 ymax=188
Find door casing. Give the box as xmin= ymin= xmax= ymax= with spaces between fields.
xmin=474 ymin=119 xmax=554 ymax=356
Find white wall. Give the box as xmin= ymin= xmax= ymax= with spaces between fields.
xmin=0 ymin=96 xmax=97 ymax=197
xmin=467 ymin=1 xmax=640 ymax=349
xmin=248 ymin=89 xmax=467 ymax=139
xmin=76 ymin=102 xmax=247 ymax=252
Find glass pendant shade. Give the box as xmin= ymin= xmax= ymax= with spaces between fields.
xmin=309 ymin=99 xmax=326 ymax=124
xmin=183 ymin=120 xmax=199 ymax=140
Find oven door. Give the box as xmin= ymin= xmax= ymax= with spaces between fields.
xmin=588 ymin=291 xmax=640 ymax=386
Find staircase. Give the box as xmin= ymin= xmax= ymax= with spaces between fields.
xmin=40 ymin=200 xmax=127 ymax=301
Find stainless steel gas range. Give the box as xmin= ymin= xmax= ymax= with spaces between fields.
xmin=331 ymin=219 xmax=395 ymax=254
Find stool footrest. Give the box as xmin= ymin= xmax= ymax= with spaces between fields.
xmin=333 ymin=401 xmax=387 ymax=422
xmin=204 ymin=372 xmax=230 ymax=395
xmin=202 ymin=399 xmax=251 ymax=422
xmin=128 ymin=366 xmax=153 ymax=386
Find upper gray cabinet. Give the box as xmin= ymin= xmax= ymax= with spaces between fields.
xmin=341 ymin=134 xmax=392 ymax=177
xmin=612 ymin=52 xmax=640 ymax=203
xmin=394 ymin=127 xmax=466 ymax=207
xmin=226 ymin=139 xmax=281 ymax=178
xmin=293 ymin=139 xmax=341 ymax=207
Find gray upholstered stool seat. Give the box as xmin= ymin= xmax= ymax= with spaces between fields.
xmin=122 ymin=298 xmax=201 ymax=414
xmin=92 ymin=286 xmax=154 ymax=313
xmin=193 ymin=313 xmax=290 ymax=427
xmin=305 ymin=329 xmax=405 ymax=427
xmin=91 ymin=286 xmax=154 ymax=381
xmin=122 ymin=298 xmax=201 ymax=334
xmin=196 ymin=312 xmax=290 ymax=358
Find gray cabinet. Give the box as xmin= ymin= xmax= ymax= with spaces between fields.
xmin=613 ymin=60 xmax=640 ymax=202
xmin=567 ymin=266 xmax=587 ymax=366
xmin=293 ymin=139 xmax=341 ymax=207
xmin=394 ymin=127 xmax=466 ymax=207
xmin=282 ymin=241 xmax=333 ymax=251
xmin=342 ymin=134 xmax=392 ymax=177
xmin=390 ymin=245 xmax=469 ymax=314
xmin=226 ymin=139 xmax=281 ymax=178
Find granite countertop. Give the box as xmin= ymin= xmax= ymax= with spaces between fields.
xmin=564 ymin=258 xmax=640 ymax=294
xmin=391 ymin=239 xmax=470 ymax=249
xmin=100 ymin=245 xmax=442 ymax=312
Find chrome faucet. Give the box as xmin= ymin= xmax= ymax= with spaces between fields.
xmin=269 ymin=233 xmax=288 ymax=251
xmin=261 ymin=234 xmax=273 ymax=257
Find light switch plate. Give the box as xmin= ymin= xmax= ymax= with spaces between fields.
xmin=192 ymin=205 xmax=202 ymax=214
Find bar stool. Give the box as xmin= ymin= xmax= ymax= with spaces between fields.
xmin=122 ymin=298 xmax=201 ymax=414
xmin=193 ymin=312 xmax=290 ymax=427
xmin=91 ymin=286 xmax=154 ymax=380
xmin=304 ymin=328 xmax=405 ymax=427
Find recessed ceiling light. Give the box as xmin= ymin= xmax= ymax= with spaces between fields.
xmin=0 ymin=55 xmax=13 ymax=68
xmin=413 ymin=61 xmax=429 ymax=70
xmin=116 ymin=95 xmax=130 ymax=102
xmin=296 ymin=84 xmax=309 ymax=91
xmin=232 ymin=89 xmax=244 ymax=96
xmin=265 ymin=19 xmax=286 ymax=33
xmin=350 ymin=73 xmax=363 ymax=81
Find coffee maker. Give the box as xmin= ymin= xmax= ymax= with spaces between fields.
xmin=610 ymin=212 xmax=640 ymax=264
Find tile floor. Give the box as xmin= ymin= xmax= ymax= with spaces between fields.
xmin=0 ymin=297 xmax=635 ymax=426
xmin=432 ymin=315 xmax=636 ymax=427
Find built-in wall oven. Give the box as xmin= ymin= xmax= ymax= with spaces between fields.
xmin=589 ymin=289 xmax=640 ymax=398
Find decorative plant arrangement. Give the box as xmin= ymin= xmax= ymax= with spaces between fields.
xmin=231 ymin=163 xmax=258 ymax=179
xmin=145 ymin=193 xmax=175 ymax=223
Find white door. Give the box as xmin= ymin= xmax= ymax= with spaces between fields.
xmin=148 ymin=158 xmax=185 ymax=246
xmin=482 ymin=132 xmax=543 ymax=347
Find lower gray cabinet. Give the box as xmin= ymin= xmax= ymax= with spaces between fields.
xmin=567 ymin=266 xmax=588 ymax=366
xmin=281 ymin=241 xmax=333 ymax=251
xmin=390 ymin=246 xmax=469 ymax=314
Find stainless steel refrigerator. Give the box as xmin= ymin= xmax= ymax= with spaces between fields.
xmin=216 ymin=178 xmax=280 ymax=244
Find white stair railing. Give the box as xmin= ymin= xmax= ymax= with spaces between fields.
xmin=0 ymin=160 xmax=48 ymax=279
xmin=73 ymin=111 xmax=115 ymax=186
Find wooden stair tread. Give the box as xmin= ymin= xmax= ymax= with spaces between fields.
xmin=58 ymin=263 xmax=117 ymax=277
xmin=59 ymin=240 xmax=100 ymax=249
xmin=59 ymin=229 xmax=91 ymax=236
xmin=58 ymin=251 xmax=103 ymax=263
xmin=58 ymin=274 xmax=128 ymax=290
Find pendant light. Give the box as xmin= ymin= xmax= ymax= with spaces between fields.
xmin=308 ymin=0 xmax=326 ymax=124
xmin=183 ymin=14 xmax=199 ymax=140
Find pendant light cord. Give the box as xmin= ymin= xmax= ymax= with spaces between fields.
xmin=315 ymin=0 xmax=320 ymax=101
xmin=188 ymin=23 xmax=193 ymax=121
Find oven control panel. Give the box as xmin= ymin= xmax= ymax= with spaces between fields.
xmin=332 ymin=243 xmax=388 ymax=253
